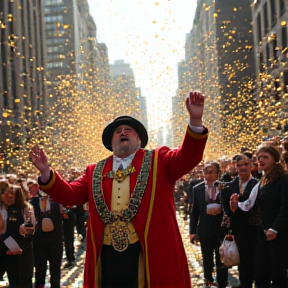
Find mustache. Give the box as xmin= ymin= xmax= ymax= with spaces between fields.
xmin=120 ymin=134 xmax=129 ymax=139
xmin=119 ymin=134 xmax=129 ymax=142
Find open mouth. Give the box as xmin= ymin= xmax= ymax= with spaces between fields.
xmin=120 ymin=137 xmax=129 ymax=142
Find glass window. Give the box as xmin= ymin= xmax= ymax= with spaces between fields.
xmin=270 ymin=0 xmax=276 ymax=27
xmin=280 ymin=0 xmax=286 ymax=16
xmin=46 ymin=37 xmax=65 ymax=45
xmin=282 ymin=26 xmax=287 ymax=51
xmin=45 ymin=0 xmax=63 ymax=5
xmin=46 ymin=61 xmax=64 ymax=68
xmin=45 ymin=15 xmax=63 ymax=22
xmin=44 ymin=6 xmax=65 ymax=13
xmin=264 ymin=3 xmax=269 ymax=34
xmin=257 ymin=13 xmax=262 ymax=43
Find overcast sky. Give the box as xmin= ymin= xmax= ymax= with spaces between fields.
xmin=86 ymin=0 xmax=197 ymax=132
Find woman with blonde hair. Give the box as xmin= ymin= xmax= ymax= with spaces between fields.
xmin=230 ymin=144 xmax=288 ymax=288
xmin=0 ymin=184 xmax=35 ymax=288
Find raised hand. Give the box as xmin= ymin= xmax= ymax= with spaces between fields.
xmin=29 ymin=146 xmax=51 ymax=182
xmin=185 ymin=91 xmax=205 ymax=126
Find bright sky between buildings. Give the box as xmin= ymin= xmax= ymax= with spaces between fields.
xmin=87 ymin=0 xmax=197 ymax=134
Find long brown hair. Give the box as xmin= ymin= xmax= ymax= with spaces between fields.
xmin=0 ymin=181 xmax=9 ymax=195
xmin=0 ymin=181 xmax=9 ymax=205
xmin=11 ymin=185 xmax=27 ymax=211
xmin=257 ymin=144 xmax=285 ymax=186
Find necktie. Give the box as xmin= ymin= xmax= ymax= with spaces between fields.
xmin=118 ymin=164 xmax=124 ymax=171
xmin=239 ymin=183 xmax=243 ymax=195
xmin=41 ymin=197 xmax=47 ymax=212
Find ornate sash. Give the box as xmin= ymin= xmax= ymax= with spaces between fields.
xmin=92 ymin=150 xmax=153 ymax=251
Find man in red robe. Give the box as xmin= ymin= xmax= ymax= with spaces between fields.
xmin=29 ymin=92 xmax=208 ymax=288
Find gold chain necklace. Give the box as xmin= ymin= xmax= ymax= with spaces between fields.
xmin=92 ymin=150 xmax=153 ymax=251
xmin=105 ymin=165 xmax=136 ymax=183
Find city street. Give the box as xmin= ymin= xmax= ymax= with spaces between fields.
xmin=0 ymin=213 xmax=240 ymax=288
xmin=0 ymin=0 xmax=287 ymax=286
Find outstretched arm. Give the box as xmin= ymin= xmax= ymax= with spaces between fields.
xmin=164 ymin=92 xmax=208 ymax=181
xmin=29 ymin=146 xmax=89 ymax=206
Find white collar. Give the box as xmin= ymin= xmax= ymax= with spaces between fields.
xmin=113 ymin=152 xmax=136 ymax=171
xmin=113 ymin=152 xmax=136 ymax=163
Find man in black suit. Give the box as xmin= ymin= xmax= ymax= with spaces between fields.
xmin=28 ymin=182 xmax=63 ymax=288
xmin=221 ymin=155 xmax=259 ymax=288
xmin=189 ymin=162 xmax=228 ymax=288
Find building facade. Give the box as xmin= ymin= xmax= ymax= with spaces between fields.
xmin=44 ymin=0 xmax=108 ymax=104
xmin=0 ymin=0 xmax=47 ymax=153
xmin=175 ymin=0 xmax=256 ymax=158
xmin=137 ymin=87 xmax=148 ymax=130
xmin=109 ymin=60 xmax=142 ymax=121
xmin=251 ymin=0 xmax=288 ymax=137
xmin=252 ymin=0 xmax=288 ymax=76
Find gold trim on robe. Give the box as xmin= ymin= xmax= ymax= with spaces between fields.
xmin=144 ymin=148 xmax=159 ymax=288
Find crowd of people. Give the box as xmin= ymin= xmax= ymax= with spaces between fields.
xmin=2 ymin=91 xmax=288 ymax=288
xmin=0 ymin=169 xmax=88 ymax=288
xmin=174 ymin=136 xmax=288 ymax=288
xmin=0 ymin=92 xmax=207 ymax=288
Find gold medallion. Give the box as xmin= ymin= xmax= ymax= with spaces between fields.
xmin=115 ymin=169 xmax=125 ymax=182
xmin=105 ymin=165 xmax=136 ymax=183
xmin=110 ymin=219 xmax=129 ymax=252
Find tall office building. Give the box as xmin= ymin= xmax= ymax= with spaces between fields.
xmin=0 ymin=0 xmax=47 ymax=147
xmin=109 ymin=60 xmax=142 ymax=120
xmin=44 ymin=0 xmax=108 ymax=104
xmin=137 ymin=87 xmax=148 ymax=130
xmin=251 ymin=0 xmax=288 ymax=137
xmin=175 ymin=0 xmax=255 ymax=157
xmin=252 ymin=0 xmax=288 ymax=76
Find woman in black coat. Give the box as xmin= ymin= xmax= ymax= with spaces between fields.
xmin=0 ymin=184 xmax=35 ymax=288
xmin=231 ymin=144 xmax=288 ymax=288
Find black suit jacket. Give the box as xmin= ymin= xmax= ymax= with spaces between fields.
xmin=189 ymin=182 xmax=226 ymax=239
xmin=257 ymin=174 xmax=288 ymax=234
xmin=187 ymin=179 xmax=202 ymax=206
xmin=221 ymin=176 xmax=259 ymax=237
xmin=30 ymin=197 xmax=63 ymax=244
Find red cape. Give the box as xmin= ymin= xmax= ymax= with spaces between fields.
xmin=40 ymin=127 xmax=208 ymax=288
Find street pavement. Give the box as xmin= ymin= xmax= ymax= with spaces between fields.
xmin=178 ymin=214 xmax=240 ymax=288
xmin=0 ymin=213 xmax=239 ymax=287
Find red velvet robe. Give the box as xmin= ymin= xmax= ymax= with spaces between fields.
xmin=40 ymin=127 xmax=208 ymax=288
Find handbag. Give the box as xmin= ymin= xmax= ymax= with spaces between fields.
xmin=219 ymin=235 xmax=240 ymax=267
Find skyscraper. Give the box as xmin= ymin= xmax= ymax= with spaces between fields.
xmin=0 ymin=0 xmax=47 ymax=144
xmin=44 ymin=0 xmax=108 ymax=104
xmin=176 ymin=0 xmax=255 ymax=157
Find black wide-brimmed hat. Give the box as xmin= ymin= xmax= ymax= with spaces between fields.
xmin=102 ymin=116 xmax=148 ymax=151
